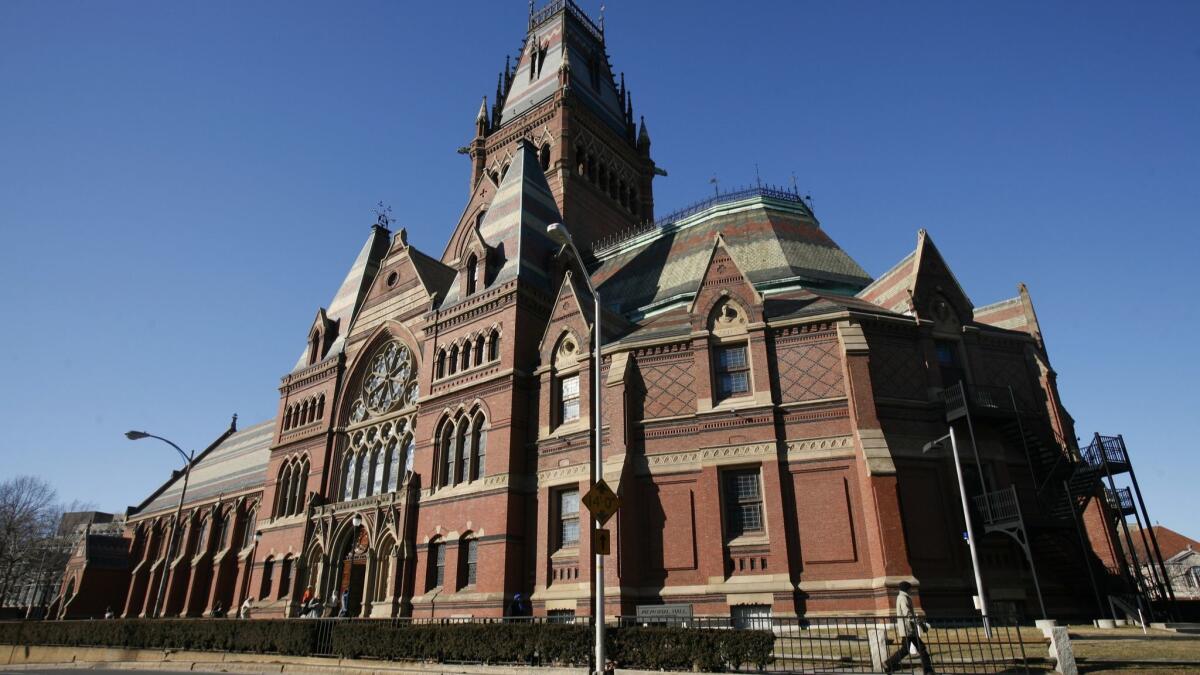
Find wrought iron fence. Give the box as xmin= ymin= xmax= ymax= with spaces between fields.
xmin=614 ymin=614 xmax=1036 ymax=674
xmin=1083 ymin=434 xmax=1129 ymax=467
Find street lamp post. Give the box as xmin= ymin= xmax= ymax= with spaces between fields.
xmin=923 ymin=426 xmax=991 ymax=636
xmin=125 ymin=430 xmax=195 ymax=618
xmin=547 ymin=222 xmax=606 ymax=675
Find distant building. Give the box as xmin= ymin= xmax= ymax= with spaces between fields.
xmin=1128 ymin=526 xmax=1200 ymax=600
xmin=62 ymin=0 xmax=1160 ymax=622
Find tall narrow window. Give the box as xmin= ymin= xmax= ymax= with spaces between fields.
xmin=466 ymin=254 xmax=478 ymax=296
xmin=471 ymin=414 xmax=486 ymax=481
xmin=474 ymin=336 xmax=484 ymax=365
xmin=434 ymin=541 xmax=446 ymax=588
xmin=722 ymin=469 xmax=764 ymax=538
xmin=342 ymin=456 xmax=354 ymax=501
xmin=448 ymin=345 xmax=459 ymax=375
xmin=935 ymin=339 xmax=966 ymax=386
xmin=488 ymin=330 xmax=500 ymax=361
xmin=260 ymin=557 xmax=274 ymax=599
xmin=457 ymin=419 xmax=470 ymax=484
xmin=242 ymin=510 xmax=257 ymax=550
xmin=440 ymin=424 xmax=455 ymax=487
xmin=371 ymin=448 xmax=384 ymax=496
xmin=714 ymin=344 xmax=751 ymax=400
xmin=356 ymin=452 xmax=369 ymax=499
xmin=386 ymin=439 xmax=400 ymax=492
xmin=557 ymin=489 xmax=580 ymax=549
xmin=215 ymin=514 xmax=229 ymax=552
xmin=461 ymin=342 xmax=470 ymax=371
xmin=461 ymin=538 xmax=478 ymax=588
xmin=559 ymin=374 xmax=580 ymax=424
xmin=278 ymin=556 xmax=293 ymax=599
xmin=436 ymin=350 xmax=446 ymax=379
xmin=403 ymin=434 xmax=415 ymax=474
xmin=194 ymin=519 xmax=208 ymax=554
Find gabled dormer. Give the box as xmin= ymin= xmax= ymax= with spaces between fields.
xmin=305 ymin=308 xmax=338 ymax=366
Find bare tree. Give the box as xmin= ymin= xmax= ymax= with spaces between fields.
xmin=0 ymin=476 xmax=58 ymax=606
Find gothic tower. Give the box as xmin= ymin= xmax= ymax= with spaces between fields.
xmin=463 ymin=0 xmax=656 ymax=254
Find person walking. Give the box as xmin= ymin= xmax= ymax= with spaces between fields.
xmin=239 ymin=596 xmax=253 ymax=619
xmin=338 ymin=589 xmax=350 ymax=618
xmin=884 ymin=581 xmax=934 ymax=674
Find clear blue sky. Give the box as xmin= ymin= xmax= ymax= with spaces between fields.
xmin=1 ymin=2 xmax=1197 ymax=539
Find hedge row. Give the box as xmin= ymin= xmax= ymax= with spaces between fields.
xmin=0 ymin=619 xmax=316 ymax=656
xmin=0 ymin=620 xmax=774 ymax=672
xmin=331 ymin=621 xmax=590 ymax=665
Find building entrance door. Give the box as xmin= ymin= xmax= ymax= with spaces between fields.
xmin=338 ymin=525 xmax=370 ymax=617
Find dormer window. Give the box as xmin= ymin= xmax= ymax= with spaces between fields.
xmin=560 ymin=374 xmax=580 ymax=424
xmin=466 ymin=253 xmax=478 ymax=296
xmin=308 ymin=333 xmax=321 ymax=365
xmin=708 ymin=298 xmax=752 ymax=403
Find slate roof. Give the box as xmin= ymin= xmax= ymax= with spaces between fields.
xmin=440 ymin=140 xmax=561 ymax=309
xmin=500 ymin=1 xmax=626 ymax=136
xmin=292 ymin=225 xmax=391 ymax=371
xmin=138 ymin=420 xmax=274 ymax=517
xmin=592 ymin=191 xmax=872 ymax=319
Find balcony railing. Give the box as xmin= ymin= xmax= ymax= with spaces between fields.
xmin=940 ymin=383 xmax=1037 ymax=422
xmin=1105 ymin=487 xmax=1136 ymax=515
xmin=1082 ymin=435 xmax=1129 ymax=468
xmin=972 ymin=486 xmax=1022 ymax=528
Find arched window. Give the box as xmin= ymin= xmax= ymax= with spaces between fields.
xmin=386 ymin=439 xmax=401 ymax=492
xmin=461 ymin=341 xmax=471 ymax=371
xmin=403 ymin=433 xmax=415 ymax=474
xmin=292 ymin=458 xmax=308 ymax=514
xmin=466 ymin=254 xmax=478 ymax=296
xmin=194 ymin=518 xmax=208 ymax=554
xmin=341 ymin=455 xmax=354 ymax=501
xmin=471 ymin=412 xmax=487 ymax=481
xmin=260 ymin=556 xmax=275 ymax=599
xmin=439 ymin=422 xmax=455 ymax=488
xmin=448 ymin=345 xmax=459 ymax=375
xmin=284 ymin=406 xmax=292 ymax=430
xmin=275 ymin=464 xmax=290 ymax=517
xmin=278 ymin=555 xmax=293 ymax=599
xmin=575 ymin=144 xmax=585 ymax=175
xmin=436 ymin=350 xmax=446 ymax=379
xmin=488 ymin=329 xmax=500 ymax=361
xmin=459 ymin=535 xmax=478 ymax=589
xmin=371 ymin=447 xmax=384 ymax=496
xmin=356 ymin=452 xmax=369 ymax=499
xmin=427 ymin=538 xmax=445 ymax=590
xmin=214 ymin=513 xmax=230 ymax=552
xmin=457 ymin=417 xmax=470 ymax=484
xmin=316 ymin=394 xmax=325 ymax=420
xmin=587 ymin=154 xmax=596 ymax=182
xmin=241 ymin=509 xmax=257 ymax=550
xmin=474 ymin=336 xmax=484 ymax=365
xmin=598 ymin=164 xmax=607 ymax=189
xmin=501 ymin=162 xmax=510 ymax=180
xmin=539 ymin=143 xmax=551 ymax=171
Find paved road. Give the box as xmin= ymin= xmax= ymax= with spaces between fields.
xmin=1 ymin=662 xmax=255 ymax=667
xmin=1 ymin=670 xmax=250 ymax=674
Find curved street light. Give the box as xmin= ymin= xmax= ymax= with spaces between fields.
xmin=126 ymin=429 xmax=195 ymax=618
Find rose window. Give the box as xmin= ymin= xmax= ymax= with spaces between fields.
xmin=350 ymin=341 xmax=417 ymax=422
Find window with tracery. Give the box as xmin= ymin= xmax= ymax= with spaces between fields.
xmin=339 ymin=340 xmax=419 ymax=502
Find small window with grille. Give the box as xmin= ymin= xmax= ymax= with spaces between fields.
xmin=714 ymin=344 xmax=751 ymax=400
xmin=731 ymin=604 xmax=772 ymax=630
xmin=557 ymin=489 xmax=580 ymax=549
xmin=723 ymin=469 xmax=764 ymax=538
xmin=464 ymin=538 xmax=478 ymax=587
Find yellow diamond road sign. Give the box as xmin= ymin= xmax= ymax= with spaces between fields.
xmin=582 ymin=479 xmax=620 ymax=526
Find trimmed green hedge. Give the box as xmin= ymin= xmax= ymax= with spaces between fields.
xmin=0 ymin=619 xmax=316 ymax=656
xmin=332 ymin=621 xmax=591 ymax=665
xmin=0 ymin=619 xmax=774 ymax=672
xmin=608 ymin=626 xmax=775 ymax=671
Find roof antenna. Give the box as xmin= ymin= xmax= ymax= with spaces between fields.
xmin=804 ymin=194 xmax=814 ymax=211
xmin=755 ymin=163 xmax=762 ymax=188
xmin=709 ymin=175 xmax=719 ymax=196
xmin=789 ymin=172 xmax=798 ymax=194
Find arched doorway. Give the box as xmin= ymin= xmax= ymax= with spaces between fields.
xmin=337 ymin=526 xmax=369 ymax=617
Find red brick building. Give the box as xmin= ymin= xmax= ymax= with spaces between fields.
xmin=62 ymin=0 xmax=1147 ymax=622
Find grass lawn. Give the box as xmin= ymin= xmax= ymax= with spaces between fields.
xmin=1068 ymin=625 xmax=1200 ymax=673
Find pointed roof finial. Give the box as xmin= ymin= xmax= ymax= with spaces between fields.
xmin=599 ymin=4 xmax=606 ymax=39
xmin=230 ymin=413 xmax=238 ymax=432
xmin=477 ymin=96 xmax=488 ymax=122
xmin=529 ymin=0 xmax=535 ymax=26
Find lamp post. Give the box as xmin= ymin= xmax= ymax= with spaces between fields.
xmin=547 ymin=222 xmax=605 ymax=675
xmin=923 ymin=426 xmax=991 ymax=636
xmin=125 ymin=430 xmax=195 ymax=618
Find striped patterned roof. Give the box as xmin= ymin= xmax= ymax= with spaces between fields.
xmin=592 ymin=193 xmax=871 ymax=318
xmin=138 ymin=420 xmax=273 ymax=517
xmin=500 ymin=2 xmax=626 ymax=135
xmin=441 ymin=140 xmax=561 ymax=308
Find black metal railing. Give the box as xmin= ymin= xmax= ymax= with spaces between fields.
xmin=615 ymin=614 xmax=1033 ymax=674
xmin=530 ymin=0 xmax=603 ymax=40
xmin=9 ymin=614 xmax=1036 ymax=673
xmin=1082 ymin=434 xmax=1129 ymax=468
xmin=973 ymin=486 xmax=1022 ymax=528
xmin=591 ymin=185 xmax=813 ymax=257
xmin=1105 ymin=487 xmax=1136 ymax=515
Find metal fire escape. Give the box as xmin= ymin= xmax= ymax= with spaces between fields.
xmin=940 ymin=382 xmax=1177 ymax=620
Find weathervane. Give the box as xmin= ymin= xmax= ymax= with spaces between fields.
xmin=373 ymin=201 xmax=394 ymax=228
